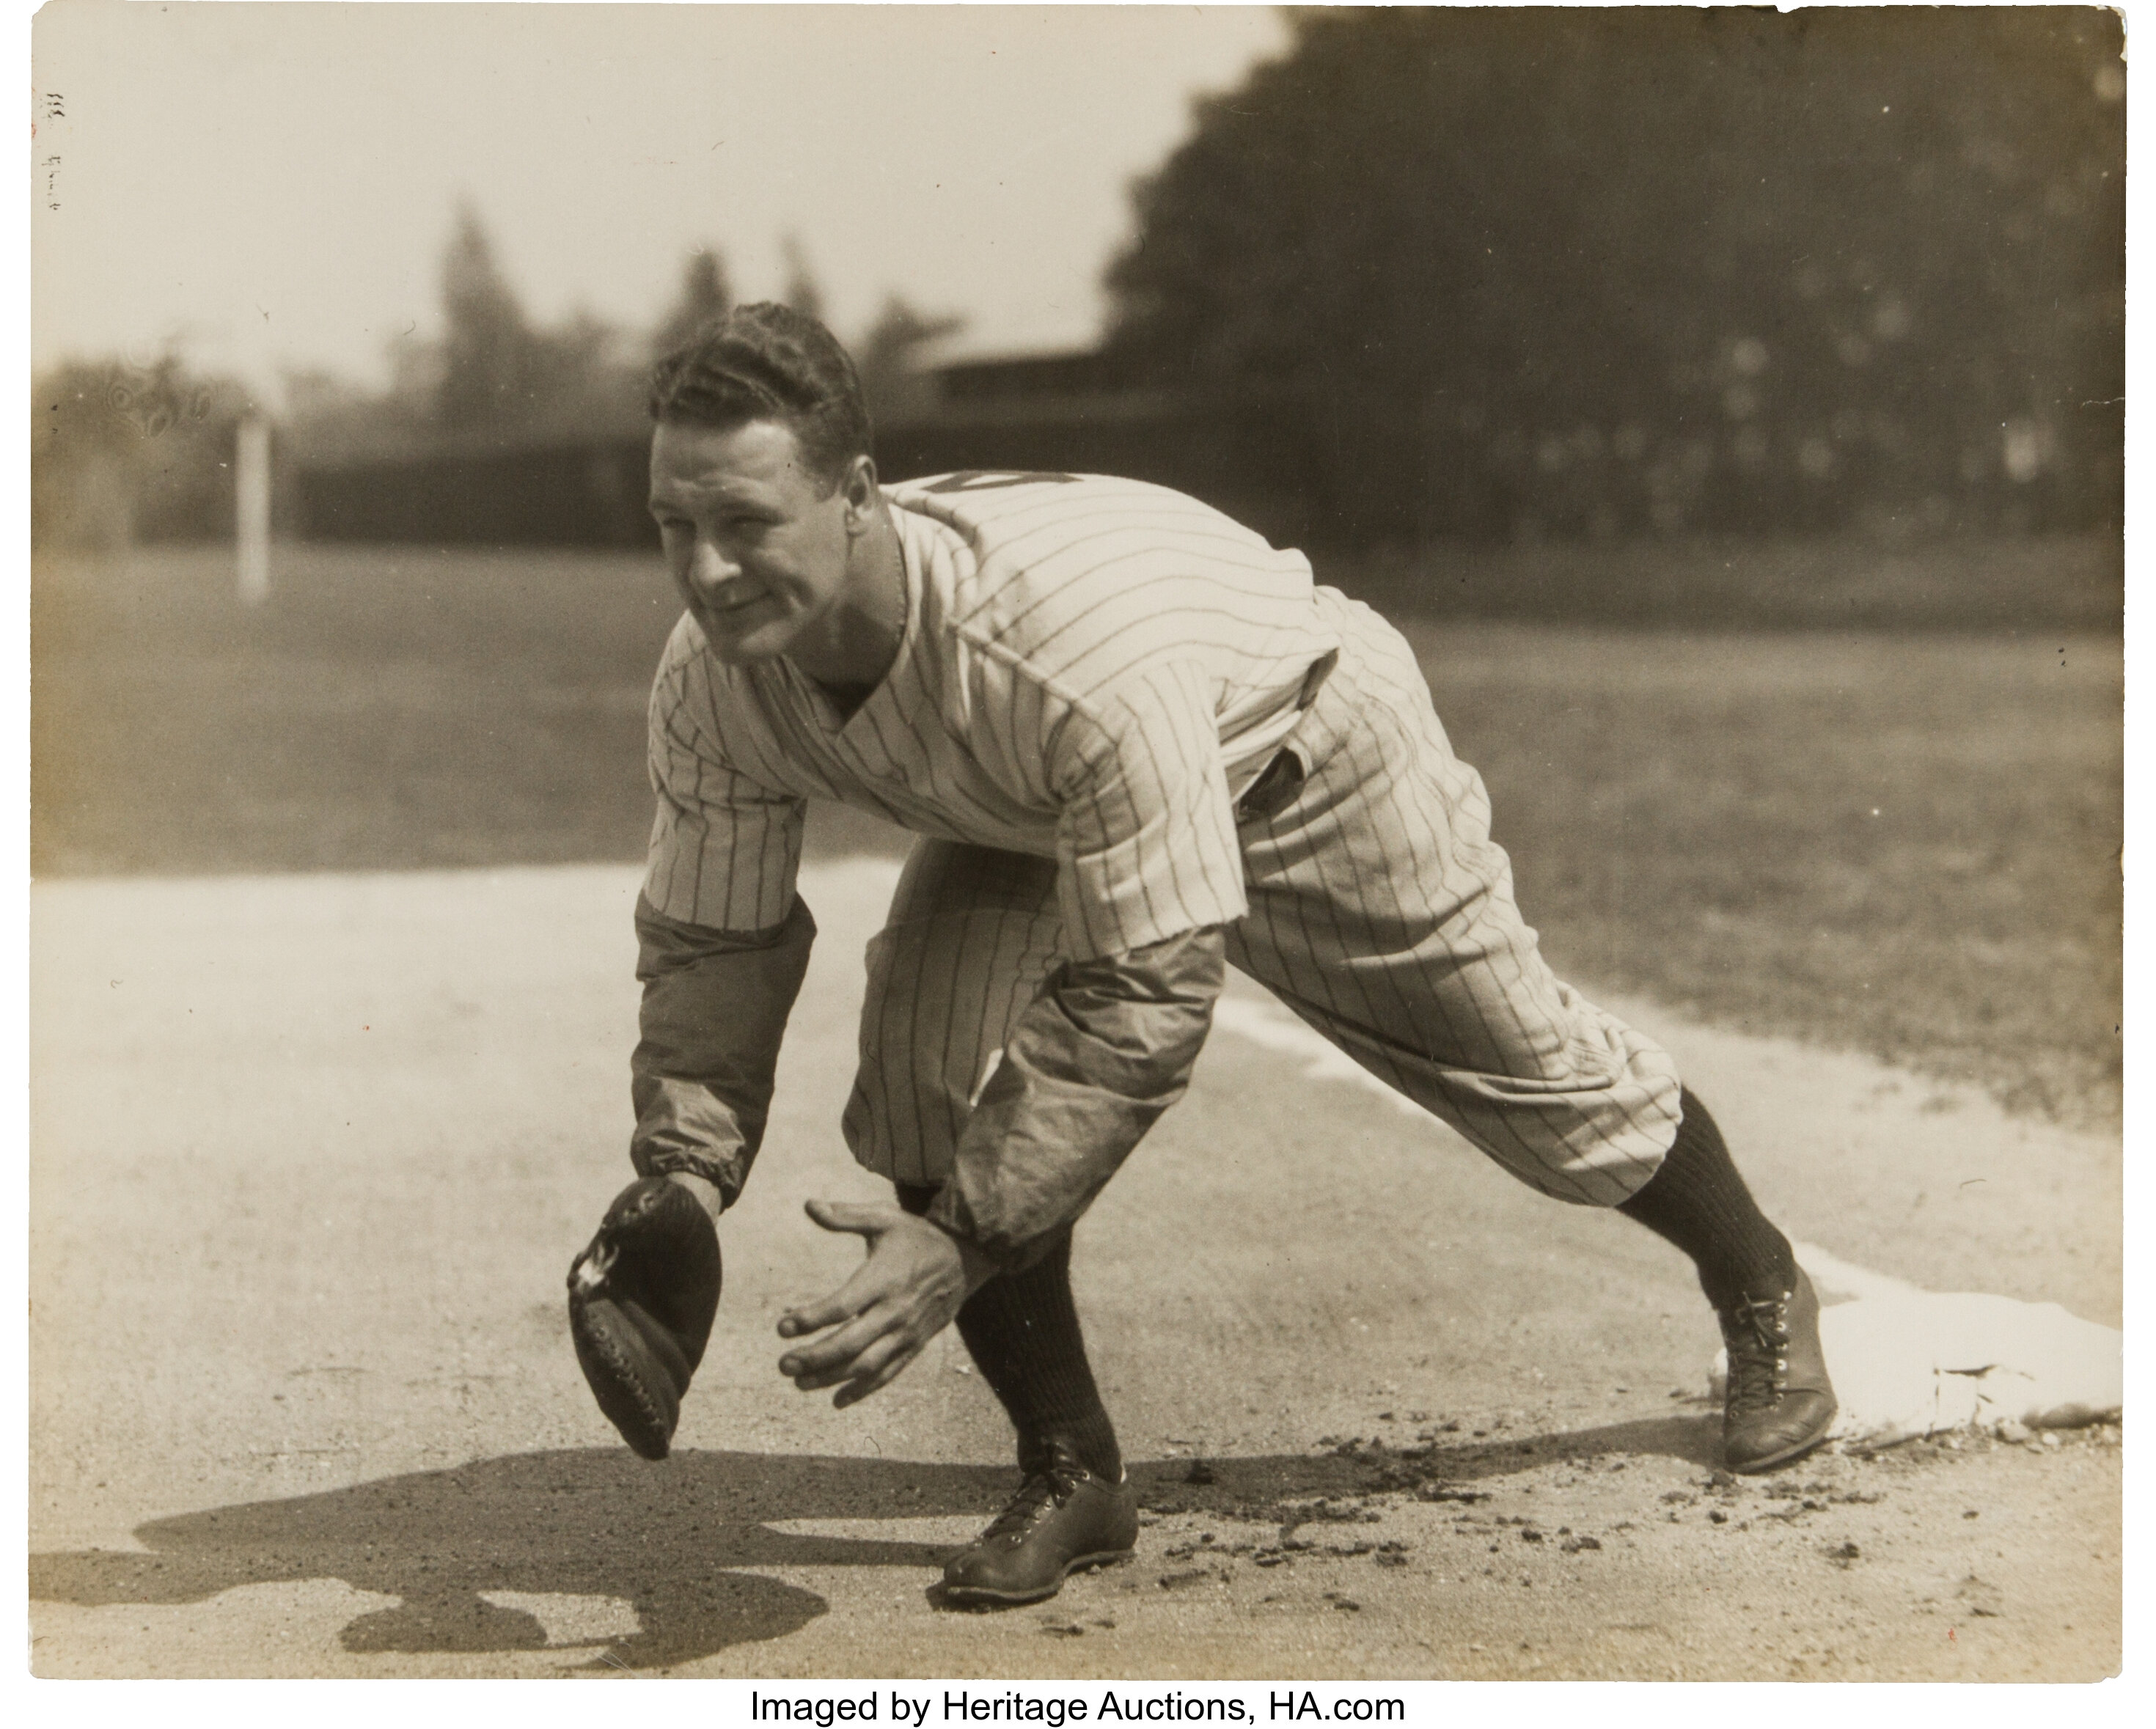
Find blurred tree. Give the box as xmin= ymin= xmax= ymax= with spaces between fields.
xmin=436 ymin=202 xmax=551 ymax=433
xmin=652 ymin=247 xmax=733 ymax=359
xmin=33 ymin=359 xmax=147 ymax=548
xmin=780 ymin=233 xmax=828 ymax=325
xmin=853 ymin=294 xmax=967 ymax=425
xmin=527 ymin=308 xmax=642 ymax=432
xmin=283 ymin=205 xmax=645 ymax=470
xmin=32 ymin=356 xmax=261 ymax=547
xmin=1105 ymin=7 xmax=2123 ymax=540
xmin=282 ymin=364 xmax=419 ymax=467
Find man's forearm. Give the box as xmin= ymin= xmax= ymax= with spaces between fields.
xmin=630 ymin=892 xmax=815 ymax=1207
xmin=925 ymin=925 xmax=1225 ymax=1269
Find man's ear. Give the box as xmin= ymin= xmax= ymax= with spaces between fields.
xmin=840 ymin=454 xmax=881 ymax=529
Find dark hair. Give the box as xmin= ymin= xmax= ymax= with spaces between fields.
xmin=648 ymin=301 xmax=872 ymax=491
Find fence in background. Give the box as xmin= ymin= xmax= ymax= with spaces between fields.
xmin=290 ymin=386 xmax=1324 ymax=552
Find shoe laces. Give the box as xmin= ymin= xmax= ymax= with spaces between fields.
xmin=982 ymin=1463 xmax=1085 ymax=1543
xmin=1720 ymin=1291 xmax=1792 ymax=1417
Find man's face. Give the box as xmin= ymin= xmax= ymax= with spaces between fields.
xmin=647 ymin=418 xmax=859 ymax=665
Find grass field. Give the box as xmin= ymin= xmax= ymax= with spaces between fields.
xmin=1330 ymin=532 xmax=2122 ymax=632
xmin=30 ymin=540 xmax=2121 ymax=1128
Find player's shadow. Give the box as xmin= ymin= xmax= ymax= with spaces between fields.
xmin=29 ymin=1448 xmax=988 ymax=1670
xmin=29 ymin=1416 xmax=1715 ymax=1668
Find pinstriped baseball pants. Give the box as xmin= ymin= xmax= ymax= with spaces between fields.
xmin=841 ymin=590 xmax=1684 ymax=1208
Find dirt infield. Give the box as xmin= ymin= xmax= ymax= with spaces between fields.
xmin=27 ymin=862 xmax=2119 ymax=1679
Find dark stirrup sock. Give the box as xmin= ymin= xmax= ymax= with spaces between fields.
xmin=1616 ymin=1088 xmax=1799 ymax=1309
xmin=896 ymin=1184 xmax=1123 ymax=1482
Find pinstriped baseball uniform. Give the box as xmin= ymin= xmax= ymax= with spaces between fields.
xmin=642 ymin=471 xmax=1682 ymax=1213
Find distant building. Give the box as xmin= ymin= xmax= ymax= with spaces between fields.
xmin=877 ymin=347 xmax=1325 ymax=547
xmin=293 ymin=347 xmax=1331 ymax=550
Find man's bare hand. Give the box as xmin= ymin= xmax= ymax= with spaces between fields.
xmin=777 ymin=1200 xmax=998 ymax=1407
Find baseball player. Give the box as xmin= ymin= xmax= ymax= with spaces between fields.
xmin=567 ymin=303 xmax=1836 ymax=1607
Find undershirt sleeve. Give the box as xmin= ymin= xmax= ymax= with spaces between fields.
xmin=630 ymin=629 xmax=814 ymax=1201
xmin=925 ymin=923 xmax=1226 ymax=1269
xmin=628 ymin=892 xmax=815 ymax=1207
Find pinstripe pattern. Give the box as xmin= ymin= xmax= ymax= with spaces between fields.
xmin=1222 ymin=590 xmax=1682 ymax=1204
xmin=641 ymin=469 xmax=1680 ymax=1205
xmin=845 ymin=589 xmax=1682 ymax=1207
xmin=644 ymin=643 xmax=806 ymax=928
xmin=840 ymin=842 xmax=1066 ymax=1188
xmin=642 ymin=473 xmax=1337 ymax=958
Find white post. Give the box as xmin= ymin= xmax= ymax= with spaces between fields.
xmin=236 ymin=416 xmax=272 ymax=605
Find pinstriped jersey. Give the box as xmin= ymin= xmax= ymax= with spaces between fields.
xmin=643 ymin=471 xmax=1341 ymax=961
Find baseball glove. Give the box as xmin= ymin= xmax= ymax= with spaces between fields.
xmin=567 ymin=1176 xmax=722 ymax=1460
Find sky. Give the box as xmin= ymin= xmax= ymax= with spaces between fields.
xmin=28 ymin=1 xmax=1290 ymax=401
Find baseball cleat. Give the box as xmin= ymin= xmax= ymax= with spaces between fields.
xmin=1717 ymin=1267 xmax=1836 ymax=1472
xmin=941 ymin=1439 xmax=1137 ymax=1607
xmin=568 ymin=1176 xmax=722 ymax=1460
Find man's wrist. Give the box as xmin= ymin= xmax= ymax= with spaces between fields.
xmin=917 ymin=1209 xmax=1003 ymax=1295
xmin=664 ymin=1170 xmax=726 ymax=1225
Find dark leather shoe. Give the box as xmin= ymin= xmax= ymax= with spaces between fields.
xmin=942 ymin=1441 xmax=1137 ymax=1607
xmin=1718 ymin=1267 xmax=1837 ymax=1472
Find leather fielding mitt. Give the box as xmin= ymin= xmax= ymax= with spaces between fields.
xmin=568 ymin=1177 xmax=722 ymax=1460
